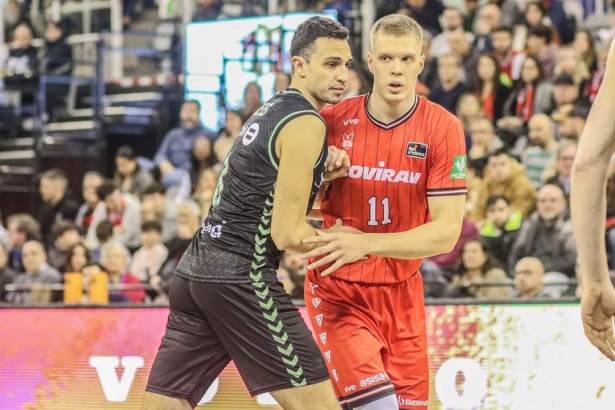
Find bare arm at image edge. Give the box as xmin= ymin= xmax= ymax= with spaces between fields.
xmin=571 ymin=38 xmax=615 ymax=361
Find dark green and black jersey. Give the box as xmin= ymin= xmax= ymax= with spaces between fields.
xmin=176 ymin=89 xmax=327 ymax=283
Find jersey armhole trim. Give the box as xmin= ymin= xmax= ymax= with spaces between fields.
xmin=267 ymin=110 xmax=326 ymax=170
xmin=426 ymin=187 xmax=468 ymax=196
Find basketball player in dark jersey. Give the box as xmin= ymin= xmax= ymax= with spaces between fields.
xmin=142 ymin=16 xmax=353 ymax=410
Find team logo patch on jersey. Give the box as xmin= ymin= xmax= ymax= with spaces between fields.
xmin=406 ymin=142 xmax=428 ymax=159
xmin=450 ymin=155 xmax=467 ymax=180
xmin=342 ymin=132 xmax=354 ymax=149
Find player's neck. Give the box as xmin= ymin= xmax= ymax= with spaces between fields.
xmin=289 ymin=79 xmax=325 ymax=112
xmin=367 ymin=90 xmax=417 ymax=124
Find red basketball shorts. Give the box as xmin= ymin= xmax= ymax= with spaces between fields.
xmin=304 ymin=271 xmax=429 ymax=410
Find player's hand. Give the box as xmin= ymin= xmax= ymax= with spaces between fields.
xmin=324 ymin=146 xmax=350 ymax=182
xmin=301 ymin=229 xmax=369 ymax=277
xmin=320 ymin=218 xmax=363 ymax=234
xmin=581 ymin=283 xmax=615 ymax=361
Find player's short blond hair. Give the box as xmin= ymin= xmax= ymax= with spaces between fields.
xmin=370 ymin=14 xmax=423 ymax=48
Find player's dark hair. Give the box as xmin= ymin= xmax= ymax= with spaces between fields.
xmin=486 ymin=195 xmax=511 ymax=208
xmin=290 ymin=16 xmax=349 ymax=62
xmin=492 ymin=26 xmax=513 ymax=36
xmin=96 ymin=181 xmax=118 ymax=201
xmin=141 ymin=220 xmax=163 ymax=233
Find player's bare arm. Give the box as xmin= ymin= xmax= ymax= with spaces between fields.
xmin=302 ymin=195 xmax=465 ymax=276
xmin=271 ymin=114 xmax=328 ymax=253
xmin=571 ymin=38 xmax=615 ymax=361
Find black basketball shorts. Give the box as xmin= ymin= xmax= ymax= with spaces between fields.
xmin=146 ymin=274 xmax=330 ymax=408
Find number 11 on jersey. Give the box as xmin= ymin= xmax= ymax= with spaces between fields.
xmin=367 ymin=196 xmax=392 ymax=226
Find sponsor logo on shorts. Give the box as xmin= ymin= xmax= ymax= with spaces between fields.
xmin=332 ymin=369 xmax=339 ymax=382
xmin=406 ymin=142 xmax=428 ymax=159
xmin=360 ymin=372 xmax=389 ymax=387
xmin=398 ymin=396 xmax=428 ymax=407
xmin=200 ymin=222 xmax=223 ymax=239
xmin=312 ymin=297 xmax=321 ymax=308
xmin=344 ymin=384 xmax=356 ymax=393
xmin=314 ymin=314 xmax=323 ymax=326
xmin=319 ymin=332 xmax=327 ymax=345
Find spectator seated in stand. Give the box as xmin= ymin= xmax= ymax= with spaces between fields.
xmin=542 ymin=140 xmax=577 ymax=197
xmin=7 ymin=241 xmax=62 ymax=304
xmin=471 ymin=148 xmax=536 ymax=223
xmin=87 ymin=181 xmax=141 ymax=250
xmin=75 ymin=172 xmax=104 ymax=235
xmin=101 ymin=243 xmax=145 ymax=303
xmin=446 ymin=238 xmax=512 ymax=299
xmin=430 ymin=53 xmax=469 ymax=115
xmin=148 ymin=100 xmax=216 ymax=189
xmin=523 ymin=113 xmax=558 ymax=189
xmin=64 ymin=243 xmax=91 ymax=274
xmin=42 ymin=19 xmax=72 ymax=119
xmin=141 ymin=183 xmax=178 ymax=243
xmin=47 ymin=221 xmax=80 ymax=272
xmin=6 ymin=213 xmax=40 ymax=272
xmin=513 ymin=257 xmax=564 ymax=298
xmin=130 ymin=221 xmax=168 ymax=282
xmin=114 ymin=145 xmax=154 ymax=199
xmin=508 ymin=184 xmax=577 ymax=278
xmin=0 ymin=242 xmax=16 ymax=302
xmin=479 ymin=194 xmax=523 ymax=270
xmin=38 ymin=169 xmax=80 ymax=245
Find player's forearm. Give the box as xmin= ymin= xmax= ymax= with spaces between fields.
xmin=364 ymin=219 xmax=460 ymax=260
xmin=571 ymin=155 xmax=612 ymax=286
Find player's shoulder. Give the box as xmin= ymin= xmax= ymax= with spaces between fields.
xmin=320 ymin=94 xmax=367 ymax=120
xmin=416 ymin=96 xmax=462 ymax=128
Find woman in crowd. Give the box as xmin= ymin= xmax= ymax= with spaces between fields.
xmin=65 ymin=242 xmax=91 ymax=274
xmin=475 ymin=53 xmax=512 ymax=122
xmin=573 ymin=29 xmax=597 ymax=73
xmin=101 ymin=243 xmax=145 ymax=303
xmin=447 ymin=239 xmax=512 ymax=299
xmin=114 ymin=145 xmax=154 ymax=199
xmin=553 ymin=45 xmax=590 ymax=92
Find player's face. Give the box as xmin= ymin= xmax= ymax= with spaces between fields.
xmin=301 ymin=37 xmax=352 ymax=105
xmin=367 ymin=34 xmax=424 ymax=103
xmin=486 ymin=199 xmax=510 ymax=227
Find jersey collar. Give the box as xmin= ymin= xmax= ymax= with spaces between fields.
xmin=364 ymin=93 xmax=420 ymax=130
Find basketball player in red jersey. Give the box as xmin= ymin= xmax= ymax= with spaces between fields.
xmin=300 ymin=15 xmax=467 ymax=410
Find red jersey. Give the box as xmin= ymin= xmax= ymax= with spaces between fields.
xmin=315 ymin=94 xmax=467 ymax=285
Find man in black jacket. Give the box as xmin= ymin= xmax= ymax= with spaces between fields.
xmin=43 ymin=20 xmax=72 ymax=118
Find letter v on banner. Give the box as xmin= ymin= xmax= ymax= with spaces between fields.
xmin=89 ymin=356 xmax=144 ymax=402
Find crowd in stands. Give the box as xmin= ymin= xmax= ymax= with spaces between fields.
xmin=1 ymin=0 xmax=615 ymax=304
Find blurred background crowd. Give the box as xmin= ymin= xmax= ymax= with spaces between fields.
xmin=1 ymin=0 xmax=615 ymax=305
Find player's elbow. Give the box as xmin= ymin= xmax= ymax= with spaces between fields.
xmin=271 ymin=226 xmax=301 ymax=251
xmin=438 ymin=220 xmax=464 ymax=254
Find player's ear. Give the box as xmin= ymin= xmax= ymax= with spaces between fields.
xmin=292 ymin=56 xmax=307 ymax=78
xmin=419 ymin=54 xmax=425 ymax=74
xmin=366 ymin=53 xmax=374 ymax=74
